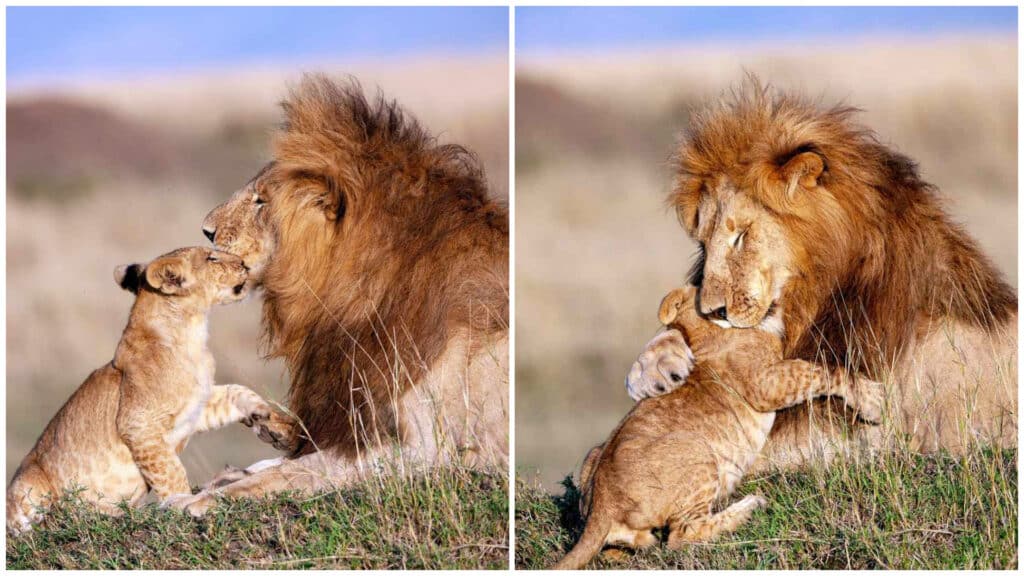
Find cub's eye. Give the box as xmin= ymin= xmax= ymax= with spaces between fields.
xmin=733 ymin=229 xmax=748 ymax=249
xmin=254 ymin=196 xmax=266 ymax=206
xmin=207 ymin=256 xmax=219 ymax=262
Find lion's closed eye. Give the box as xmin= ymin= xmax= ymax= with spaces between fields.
xmin=733 ymin=229 xmax=748 ymax=249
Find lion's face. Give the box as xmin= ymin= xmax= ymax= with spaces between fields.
xmin=201 ymin=164 xmax=276 ymax=286
xmin=677 ymin=176 xmax=794 ymax=334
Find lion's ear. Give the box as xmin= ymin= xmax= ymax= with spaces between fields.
xmin=779 ymin=149 xmax=825 ymax=198
xmin=114 ymin=263 xmax=143 ymax=294
xmin=144 ymin=257 xmax=192 ymax=295
xmin=317 ymin=176 xmax=347 ymax=222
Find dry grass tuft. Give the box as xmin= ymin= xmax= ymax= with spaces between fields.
xmin=8 ymin=467 xmax=508 ymax=569
xmin=517 ymin=447 xmax=1016 ymax=569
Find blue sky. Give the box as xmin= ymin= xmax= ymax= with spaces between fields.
xmin=7 ymin=7 xmax=507 ymax=84
xmin=517 ymin=7 xmax=1017 ymax=52
xmin=7 ymin=7 xmax=1016 ymax=83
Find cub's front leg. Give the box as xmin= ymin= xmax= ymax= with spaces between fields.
xmin=118 ymin=419 xmax=190 ymax=502
xmin=625 ymin=286 xmax=703 ymax=401
xmin=746 ymin=360 xmax=884 ymax=423
xmin=196 ymin=384 xmax=298 ymax=452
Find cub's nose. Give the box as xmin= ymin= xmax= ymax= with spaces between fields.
xmin=203 ymin=227 xmax=216 ymax=242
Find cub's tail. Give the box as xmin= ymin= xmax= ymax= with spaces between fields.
xmin=551 ymin=508 xmax=612 ymax=570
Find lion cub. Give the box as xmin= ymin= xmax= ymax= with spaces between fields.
xmin=553 ymin=286 xmax=882 ymax=569
xmin=7 ymin=247 xmax=286 ymax=535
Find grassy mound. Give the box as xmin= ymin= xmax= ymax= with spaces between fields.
xmin=516 ymin=448 xmax=1016 ymax=569
xmin=8 ymin=468 xmax=508 ymax=569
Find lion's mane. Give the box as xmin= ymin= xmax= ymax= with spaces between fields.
xmin=262 ymin=75 xmax=508 ymax=456
xmin=672 ymin=78 xmax=1015 ymax=376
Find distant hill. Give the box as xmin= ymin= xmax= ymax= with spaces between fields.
xmin=7 ymin=99 xmax=186 ymax=198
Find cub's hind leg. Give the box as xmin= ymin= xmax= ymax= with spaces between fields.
xmin=606 ymin=524 xmax=659 ymax=550
xmin=118 ymin=421 xmax=190 ymax=503
xmin=667 ymin=494 xmax=767 ymax=547
xmin=6 ymin=460 xmax=56 ymax=535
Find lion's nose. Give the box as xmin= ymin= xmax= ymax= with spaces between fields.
xmin=710 ymin=306 xmax=728 ymax=321
xmin=203 ymin=227 xmax=216 ymax=242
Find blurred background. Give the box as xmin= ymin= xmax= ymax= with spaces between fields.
xmin=6 ymin=7 xmax=508 ymax=484
xmin=515 ymin=6 xmax=1018 ymax=490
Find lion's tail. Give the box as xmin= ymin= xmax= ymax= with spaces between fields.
xmin=551 ymin=507 xmax=612 ymax=570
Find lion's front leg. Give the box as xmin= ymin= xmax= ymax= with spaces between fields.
xmin=171 ymin=452 xmax=348 ymax=517
xmin=173 ymin=394 xmax=447 ymax=517
xmin=173 ymin=439 xmax=441 ymax=517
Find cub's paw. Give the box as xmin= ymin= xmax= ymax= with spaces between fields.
xmin=253 ymin=411 xmax=300 ymax=453
xmin=849 ymin=376 xmax=885 ymax=424
xmin=599 ymin=548 xmax=630 ymax=562
xmin=625 ymin=329 xmax=695 ymax=401
xmin=239 ymin=402 xmax=272 ymax=428
xmin=737 ymin=493 xmax=768 ymax=512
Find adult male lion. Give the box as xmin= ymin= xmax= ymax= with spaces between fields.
xmin=179 ymin=75 xmax=508 ymax=514
xmin=627 ymin=79 xmax=1016 ymax=466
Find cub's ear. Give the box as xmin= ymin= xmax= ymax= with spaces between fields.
xmin=114 ymin=263 xmax=144 ymax=294
xmin=658 ymin=286 xmax=697 ymax=326
xmin=778 ymin=147 xmax=825 ymax=198
xmin=144 ymin=257 xmax=192 ymax=295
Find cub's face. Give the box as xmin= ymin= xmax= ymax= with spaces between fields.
xmin=659 ymin=285 xmax=782 ymax=364
xmin=116 ymin=247 xmax=249 ymax=307
xmin=676 ymin=177 xmax=793 ymax=335
xmin=201 ymin=163 xmax=275 ymax=286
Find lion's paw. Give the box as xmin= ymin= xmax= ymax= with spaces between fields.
xmin=162 ymin=491 xmax=217 ymax=518
xmin=202 ymin=466 xmax=251 ymax=490
xmin=184 ymin=493 xmax=217 ymax=518
xmin=625 ymin=329 xmax=695 ymax=401
xmin=161 ymin=492 xmax=200 ymax=511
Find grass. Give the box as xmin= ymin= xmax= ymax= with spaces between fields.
xmin=515 ymin=447 xmax=1017 ymax=569
xmin=7 ymin=468 xmax=508 ymax=570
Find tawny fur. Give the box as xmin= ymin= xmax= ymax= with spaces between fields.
xmin=201 ymin=163 xmax=277 ymax=288
xmin=188 ymin=75 xmax=508 ymax=512
xmin=632 ymin=76 xmax=1016 ymax=461
xmin=554 ymin=287 xmax=882 ymax=569
xmin=6 ymin=247 xmax=288 ymax=534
